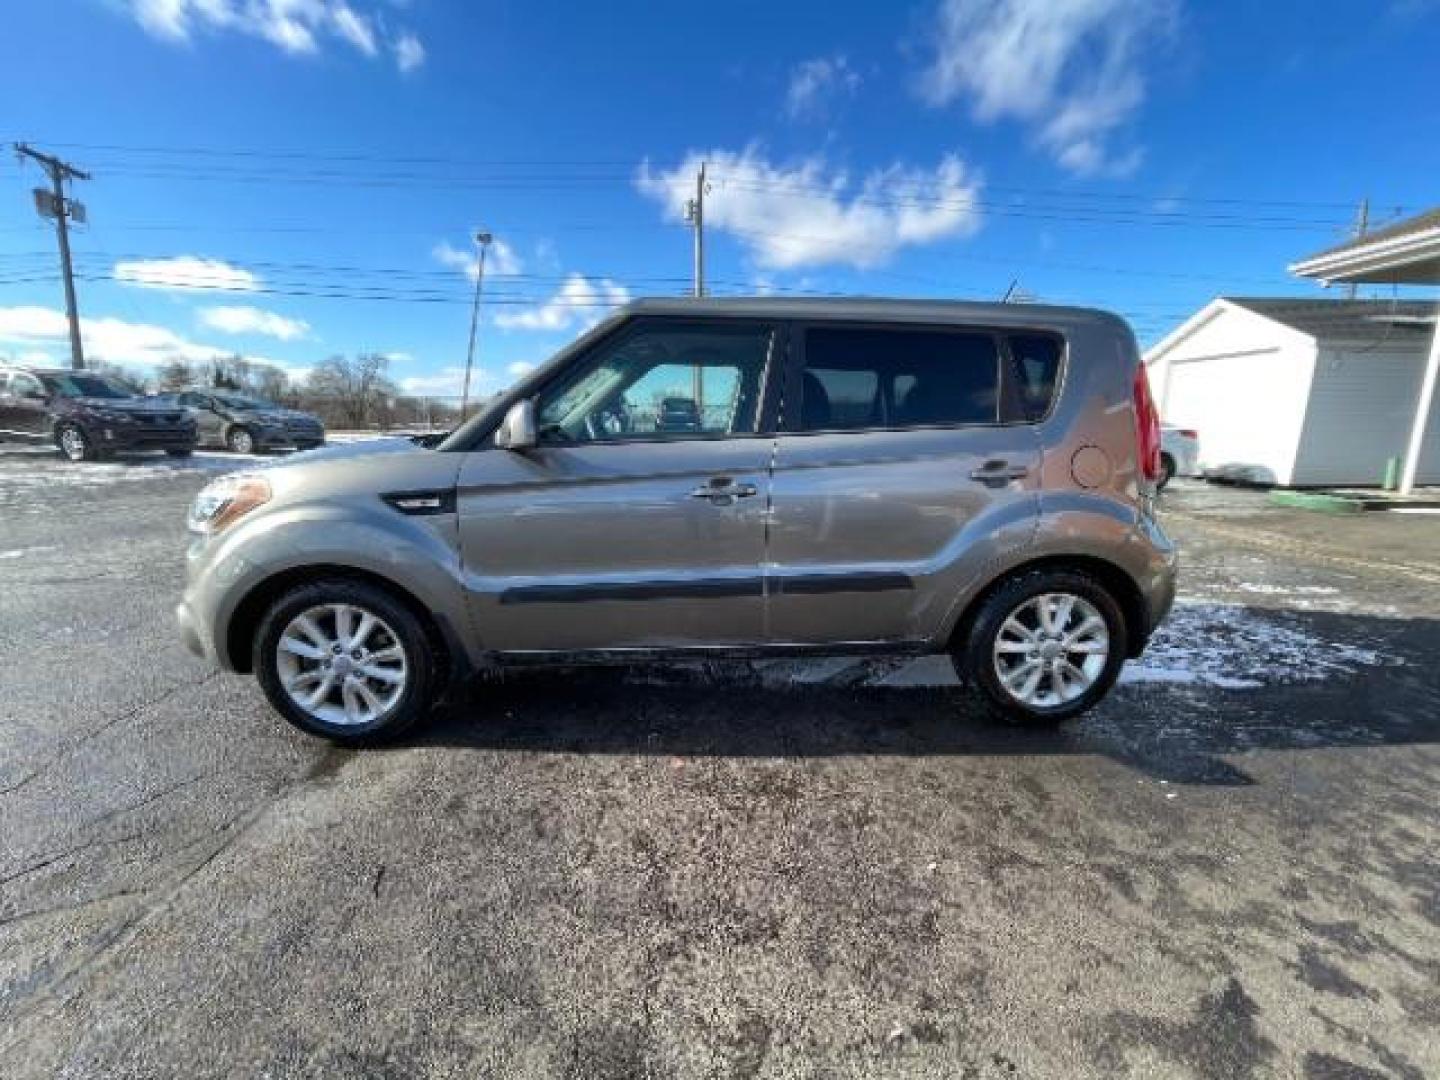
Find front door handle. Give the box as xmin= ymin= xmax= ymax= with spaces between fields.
xmin=690 ymin=477 xmax=759 ymax=505
xmin=969 ymin=460 xmax=1029 ymax=487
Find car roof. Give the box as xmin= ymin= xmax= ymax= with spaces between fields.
xmin=0 ymin=365 xmax=122 ymax=377
xmin=620 ymin=296 xmax=1130 ymax=333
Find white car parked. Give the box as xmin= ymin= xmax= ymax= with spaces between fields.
xmin=1160 ymin=426 xmax=1199 ymax=488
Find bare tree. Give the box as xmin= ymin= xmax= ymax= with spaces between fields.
xmin=304 ymin=354 xmax=397 ymax=428
xmin=156 ymin=359 xmax=196 ymax=392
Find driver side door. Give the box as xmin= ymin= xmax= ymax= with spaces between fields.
xmin=456 ymin=317 xmax=781 ymax=653
xmin=1 ymin=373 xmax=52 ymax=441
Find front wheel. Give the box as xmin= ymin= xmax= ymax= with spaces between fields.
xmin=254 ymin=579 xmax=440 ymax=745
xmin=956 ymin=569 xmax=1127 ymax=726
xmin=56 ymin=423 xmax=101 ymax=462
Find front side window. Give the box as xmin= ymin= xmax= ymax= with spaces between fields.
xmin=10 ymin=373 xmax=45 ymax=398
xmin=793 ymin=326 xmax=1001 ymax=432
xmin=535 ymin=321 xmax=773 ymax=443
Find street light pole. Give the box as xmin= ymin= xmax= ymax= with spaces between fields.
xmin=460 ymin=230 xmax=492 ymax=420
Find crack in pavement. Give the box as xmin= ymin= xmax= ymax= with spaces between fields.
xmin=0 ymin=673 xmax=219 ymax=797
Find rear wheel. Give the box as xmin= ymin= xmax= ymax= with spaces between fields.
xmin=56 ymin=423 xmax=100 ymax=463
xmin=1157 ymin=452 xmax=1176 ymax=489
xmin=956 ymin=568 xmax=1127 ymax=726
xmin=226 ymin=426 xmax=256 ymax=454
xmin=254 ymin=579 xmax=440 ymax=745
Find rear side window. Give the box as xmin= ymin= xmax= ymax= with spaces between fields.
xmin=794 ymin=327 xmax=1001 ymax=432
xmin=1007 ymin=333 xmax=1063 ymax=421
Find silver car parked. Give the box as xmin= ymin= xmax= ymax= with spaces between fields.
xmin=177 ymin=298 xmax=1177 ymax=744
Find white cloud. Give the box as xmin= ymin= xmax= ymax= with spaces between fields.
xmin=330 ymin=4 xmax=377 ymax=55
xmin=433 ymin=238 xmax=523 ymax=280
xmin=114 ymin=256 xmax=260 ymax=293
xmin=637 ymin=148 xmax=982 ymax=270
xmin=0 ymin=305 xmax=238 ymax=368
xmin=507 ymin=361 xmax=535 ymax=377
xmin=917 ymin=0 xmax=1176 ymax=176
xmin=786 ymin=55 xmax=860 ymax=119
xmin=399 ymin=366 xmax=478 ymax=398
xmin=395 ymin=31 xmax=425 ymax=73
xmin=118 ymin=1 xmax=423 ymax=68
xmin=494 ymin=275 xmax=631 ymax=333
xmin=199 ymin=305 xmax=310 ymax=341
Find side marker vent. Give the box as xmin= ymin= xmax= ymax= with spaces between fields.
xmin=381 ymin=489 xmax=456 ymax=516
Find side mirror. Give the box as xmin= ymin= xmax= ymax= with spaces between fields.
xmin=494 ymin=399 xmax=537 ymax=451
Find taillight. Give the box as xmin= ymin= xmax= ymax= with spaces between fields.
xmin=1178 ymin=428 xmax=1198 ymax=440
xmin=1133 ymin=364 xmax=1162 ymax=483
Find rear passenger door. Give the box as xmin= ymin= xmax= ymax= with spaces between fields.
xmin=766 ymin=323 xmax=1051 ymax=646
xmin=181 ymin=393 xmax=222 ymax=446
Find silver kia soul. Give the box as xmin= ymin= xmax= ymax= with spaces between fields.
xmin=177 ymin=298 xmax=1177 ymax=744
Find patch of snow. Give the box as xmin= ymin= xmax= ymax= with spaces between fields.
xmin=1234 ymin=583 xmax=1339 ymax=596
xmin=1121 ymin=600 xmax=1387 ymax=689
xmin=0 ymin=545 xmax=57 ymax=560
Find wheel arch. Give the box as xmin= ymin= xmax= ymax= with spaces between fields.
xmin=948 ymin=553 xmax=1151 ymax=660
xmin=225 ymin=563 xmax=457 ymax=683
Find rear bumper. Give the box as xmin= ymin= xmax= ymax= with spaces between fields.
xmin=1131 ymin=514 xmax=1179 ymax=656
xmin=253 ymin=429 xmax=325 ymax=450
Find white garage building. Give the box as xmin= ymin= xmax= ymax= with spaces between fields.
xmin=1143 ymin=298 xmax=1439 ymax=487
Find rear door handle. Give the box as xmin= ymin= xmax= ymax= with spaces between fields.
xmin=690 ymin=477 xmax=759 ymax=505
xmin=969 ymin=460 xmax=1029 ymax=487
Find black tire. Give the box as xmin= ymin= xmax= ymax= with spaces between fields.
xmin=55 ymin=423 xmax=101 ymax=462
xmin=1157 ymin=453 xmax=1176 ymax=490
xmin=955 ymin=568 xmax=1128 ymax=726
xmin=253 ymin=578 xmax=441 ymax=745
xmin=226 ymin=426 xmax=256 ymax=454
xmin=165 ymin=448 xmax=194 ymax=459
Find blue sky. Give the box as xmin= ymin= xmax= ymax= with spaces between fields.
xmin=2 ymin=0 xmax=1438 ymax=399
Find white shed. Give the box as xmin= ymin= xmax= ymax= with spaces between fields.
xmin=1143 ymin=298 xmax=1440 ymax=487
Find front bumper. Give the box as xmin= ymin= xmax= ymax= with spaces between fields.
xmin=97 ymin=425 xmax=198 ymax=451
xmin=175 ymin=597 xmax=211 ymax=661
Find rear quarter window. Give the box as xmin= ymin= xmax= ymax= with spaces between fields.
xmin=1006 ymin=333 xmax=1064 ymax=422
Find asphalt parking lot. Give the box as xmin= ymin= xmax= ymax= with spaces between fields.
xmin=1 ymin=447 xmax=1437 ymax=1079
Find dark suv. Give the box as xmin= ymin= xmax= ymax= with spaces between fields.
xmin=170 ymin=391 xmax=325 ymax=454
xmin=0 ymin=365 xmax=198 ymax=462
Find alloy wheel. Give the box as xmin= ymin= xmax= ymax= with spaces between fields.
xmin=992 ymin=592 xmax=1109 ymax=708
xmin=275 ymin=603 xmax=409 ymax=727
xmin=59 ymin=426 xmax=88 ymax=462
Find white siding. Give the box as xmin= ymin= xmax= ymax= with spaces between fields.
xmin=1147 ymin=305 xmax=1314 ymax=486
xmin=1293 ymin=342 xmax=1440 ymax=486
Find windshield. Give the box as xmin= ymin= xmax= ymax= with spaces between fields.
xmin=214 ymin=393 xmax=275 ymax=410
xmin=40 ymin=374 xmax=135 ymax=400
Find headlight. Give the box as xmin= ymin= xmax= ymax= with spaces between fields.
xmin=188 ymin=474 xmax=272 ymax=535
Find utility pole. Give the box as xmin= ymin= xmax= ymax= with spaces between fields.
xmin=460 ymin=230 xmax=492 ymax=420
xmin=15 ymin=143 xmax=90 ymax=369
xmin=684 ymin=163 xmax=708 ymax=414
xmin=685 ymin=162 xmax=707 ymax=298
xmin=1345 ymin=198 xmax=1369 ymax=301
